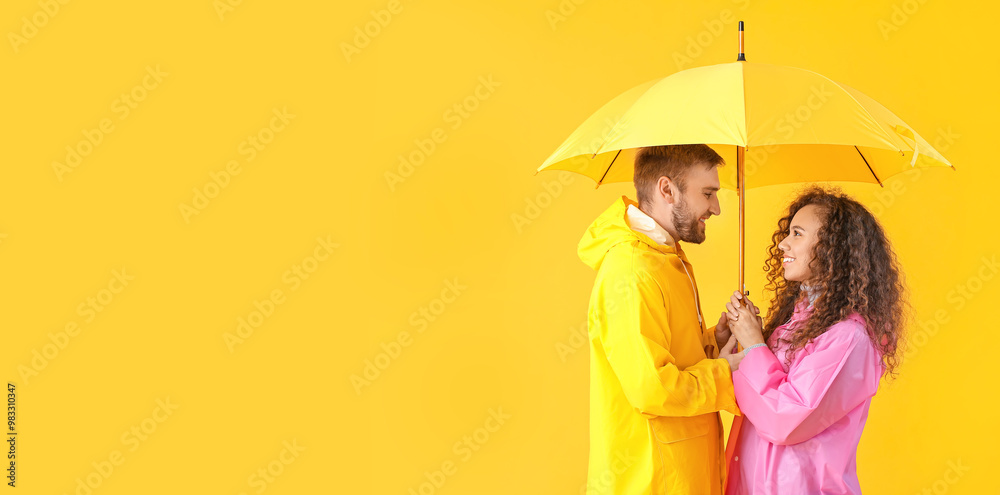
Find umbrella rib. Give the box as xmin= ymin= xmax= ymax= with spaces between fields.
xmin=855 ymin=146 xmax=883 ymax=187
xmin=596 ymin=149 xmax=622 ymax=187
xmin=800 ymin=68 xmax=901 ymax=151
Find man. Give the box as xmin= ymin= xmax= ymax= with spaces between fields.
xmin=578 ymin=144 xmax=744 ymax=495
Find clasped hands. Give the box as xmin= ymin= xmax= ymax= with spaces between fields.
xmin=715 ymin=291 xmax=766 ymax=372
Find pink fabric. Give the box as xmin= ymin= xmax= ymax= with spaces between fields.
xmin=725 ymin=299 xmax=885 ymax=495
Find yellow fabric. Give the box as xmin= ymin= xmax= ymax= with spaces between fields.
xmin=537 ymin=61 xmax=952 ymax=190
xmin=579 ymin=196 xmax=741 ymax=495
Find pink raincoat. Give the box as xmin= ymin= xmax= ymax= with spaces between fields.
xmin=725 ymin=298 xmax=885 ymax=495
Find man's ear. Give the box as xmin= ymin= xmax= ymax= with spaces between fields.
xmin=656 ymin=176 xmax=678 ymax=205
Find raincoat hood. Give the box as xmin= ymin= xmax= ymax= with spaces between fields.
xmin=578 ymin=196 xmax=680 ymax=271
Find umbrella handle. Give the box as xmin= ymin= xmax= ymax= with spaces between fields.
xmin=737 ymin=145 xmax=749 ymax=354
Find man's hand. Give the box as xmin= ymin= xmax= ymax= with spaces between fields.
xmin=715 ymin=312 xmax=732 ymax=350
xmin=719 ymin=335 xmax=744 ymax=372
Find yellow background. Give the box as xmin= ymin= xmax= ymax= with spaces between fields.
xmin=1 ymin=0 xmax=996 ymax=493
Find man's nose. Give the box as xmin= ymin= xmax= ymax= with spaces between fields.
xmin=710 ymin=196 xmax=721 ymax=216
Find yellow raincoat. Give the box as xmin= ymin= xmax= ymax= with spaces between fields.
xmin=579 ymin=196 xmax=740 ymax=495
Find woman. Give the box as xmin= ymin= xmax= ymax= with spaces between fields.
xmin=718 ymin=186 xmax=906 ymax=495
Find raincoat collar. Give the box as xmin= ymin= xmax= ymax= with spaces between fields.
xmin=787 ymin=296 xmax=816 ymax=326
xmin=801 ymin=283 xmax=822 ymax=308
xmin=578 ymin=196 xmax=685 ymax=272
xmin=790 ymin=291 xmax=865 ymax=326
xmin=625 ymin=203 xmax=676 ymax=247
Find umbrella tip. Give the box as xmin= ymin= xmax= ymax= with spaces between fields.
xmin=737 ymin=21 xmax=746 ymax=62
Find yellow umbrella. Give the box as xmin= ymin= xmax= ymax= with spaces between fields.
xmin=538 ymin=22 xmax=953 ymax=292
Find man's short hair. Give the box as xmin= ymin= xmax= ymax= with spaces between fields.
xmin=633 ymin=144 xmax=725 ymax=208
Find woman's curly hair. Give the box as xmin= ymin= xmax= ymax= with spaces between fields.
xmin=761 ymin=185 xmax=908 ymax=377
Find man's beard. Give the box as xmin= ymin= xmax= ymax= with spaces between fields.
xmin=672 ymin=195 xmax=705 ymax=244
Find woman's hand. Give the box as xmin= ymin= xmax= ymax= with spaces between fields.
xmin=725 ymin=290 xmax=760 ymax=321
xmin=725 ymin=291 xmax=766 ymax=348
xmin=717 ymin=291 xmax=756 ymax=349
xmin=730 ymin=305 xmax=766 ymax=347
xmin=719 ymin=335 xmax=744 ymax=372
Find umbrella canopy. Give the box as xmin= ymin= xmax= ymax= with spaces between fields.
xmin=538 ymin=60 xmax=952 ymax=189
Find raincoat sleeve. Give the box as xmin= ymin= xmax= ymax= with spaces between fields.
xmin=732 ymin=319 xmax=881 ymax=445
xmin=597 ymin=267 xmax=739 ymax=419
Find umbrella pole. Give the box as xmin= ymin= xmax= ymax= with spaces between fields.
xmin=737 ymin=145 xmax=745 ymax=296
xmin=725 ymin=25 xmax=748 ymax=495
